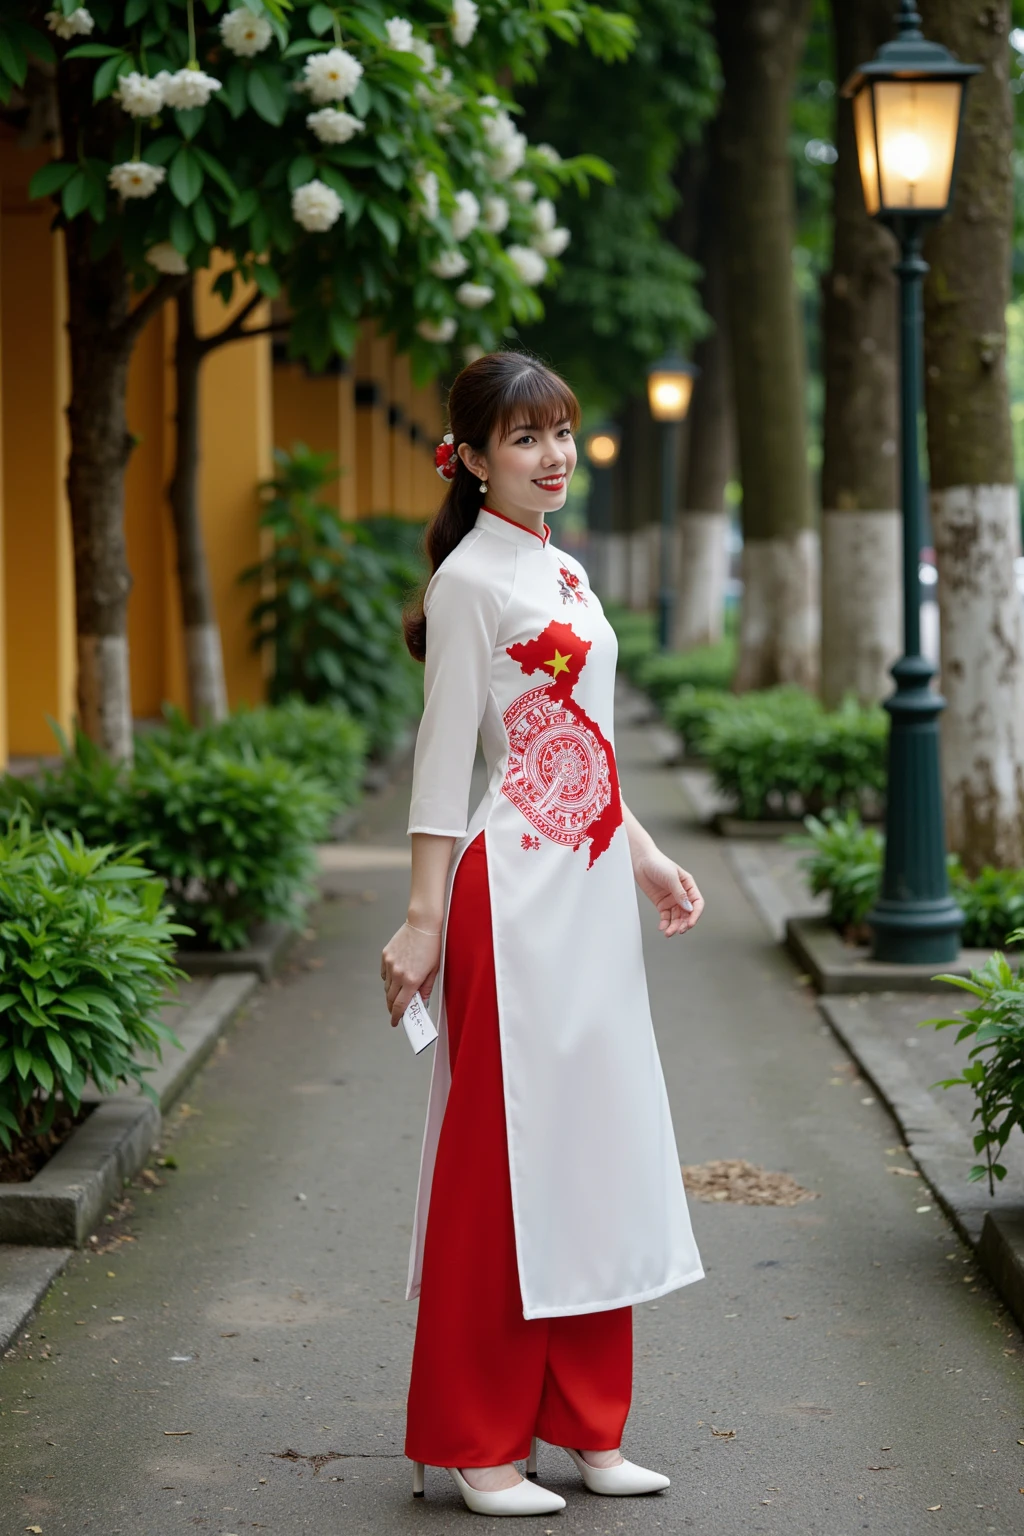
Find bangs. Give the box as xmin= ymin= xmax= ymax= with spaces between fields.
xmin=492 ymin=361 xmax=581 ymax=441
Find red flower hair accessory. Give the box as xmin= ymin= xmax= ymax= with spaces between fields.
xmin=435 ymin=432 xmax=458 ymax=481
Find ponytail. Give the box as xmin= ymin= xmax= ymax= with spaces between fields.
xmin=403 ymin=465 xmax=481 ymax=662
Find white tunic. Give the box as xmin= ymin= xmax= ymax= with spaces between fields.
xmin=406 ymin=507 xmax=703 ymax=1319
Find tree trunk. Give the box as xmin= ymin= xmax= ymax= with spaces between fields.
xmin=674 ymin=134 xmax=733 ymax=651
xmin=169 ymin=284 xmax=229 ymax=726
xmin=820 ymin=0 xmax=902 ymax=708
xmin=62 ymin=218 xmax=137 ymax=762
xmin=920 ymin=0 xmax=1024 ymax=873
xmin=714 ymin=0 xmax=818 ymax=691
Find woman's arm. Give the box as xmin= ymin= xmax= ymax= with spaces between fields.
xmin=381 ymin=833 xmax=454 ymax=1027
xmin=622 ymin=800 xmax=704 ymax=937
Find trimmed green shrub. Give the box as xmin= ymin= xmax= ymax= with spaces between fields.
xmin=242 ymin=445 xmax=424 ymax=756
xmin=793 ymin=810 xmax=884 ymax=935
xmin=0 ymin=816 xmax=185 ymax=1149
xmin=604 ymin=606 xmax=656 ymax=680
xmin=143 ymin=700 xmax=368 ymax=810
xmin=705 ymin=693 xmax=888 ymax=820
xmin=924 ymin=937 xmax=1024 ymax=1192
xmin=665 ymin=685 xmax=813 ymax=759
xmin=794 ymin=812 xmax=1024 ymax=950
xmin=632 ymin=636 xmax=737 ymax=702
xmin=0 ymin=732 xmax=334 ymax=952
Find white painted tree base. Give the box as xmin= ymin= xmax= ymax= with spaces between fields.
xmin=77 ymin=634 xmax=133 ymax=763
xmin=932 ymin=483 xmax=1024 ymax=870
xmin=185 ymin=623 xmax=229 ymax=725
xmin=821 ymin=510 xmax=902 ymax=707
xmin=673 ymin=512 xmax=729 ymax=650
xmin=735 ymin=529 xmax=820 ymax=692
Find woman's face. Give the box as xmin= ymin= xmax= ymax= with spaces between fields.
xmin=462 ymin=416 xmax=577 ymax=523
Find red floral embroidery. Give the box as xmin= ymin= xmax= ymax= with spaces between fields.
xmin=520 ymin=833 xmax=541 ymax=851
xmin=502 ymin=620 xmax=622 ymax=867
xmin=557 ymin=565 xmax=588 ymax=606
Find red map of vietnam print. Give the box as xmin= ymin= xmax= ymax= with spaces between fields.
xmin=500 ymin=620 xmax=623 ymax=868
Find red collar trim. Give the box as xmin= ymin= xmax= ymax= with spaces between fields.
xmin=482 ymin=507 xmax=550 ymax=546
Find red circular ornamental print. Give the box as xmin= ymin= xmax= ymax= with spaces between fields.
xmin=503 ymin=689 xmax=614 ymax=850
xmin=500 ymin=619 xmax=623 ymax=867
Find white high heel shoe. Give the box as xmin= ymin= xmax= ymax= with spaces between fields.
xmin=529 ymin=1439 xmax=670 ymax=1496
xmin=410 ymin=1460 xmax=566 ymax=1516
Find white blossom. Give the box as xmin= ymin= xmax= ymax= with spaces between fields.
xmin=481 ymin=195 xmax=509 ymax=233
xmin=303 ymin=47 xmax=364 ymax=104
xmin=417 ymin=316 xmax=458 ymax=343
xmin=534 ymin=143 xmax=562 ymax=165
xmin=292 ymin=178 xmax=344 ymax=232
xmin=430 ymin=248 xmax=469 ymax=279
xmin=384 ymin=15 xmax=415 ymax=50
xmin=415 ymin=169 xmax=440 ymax=220
xmin=219 ymin=8 xmax=273 ymax=57
xmin=451 ymin=189 xmax=480 ymax=241
xmin=463 ymin=343 xmax=486 ymax=364
xmin=306 ymin=107 xmax=365 ymax=144
xmin=455 ymin=281 xmax=494 ymax=309
xmin=145 ymin=241 xmax=188 ymax=275
xmin=158 ymin=67 xmax=222 ymax=110
xmin=532 ymin=225 xmax=571 ymax=258
xmin=490 ymin=132 xmax=527 ymax=181
xmin=114 ymin=71 xmax=165 ymax=118
xmin=510 ymin=178 xmax=536 ymax=203
xmin=531 ymin=197 xmax=557 ymax=234
xmin=108 ymin=160 xmax=166 ymax=199
xmin=46 ymin=6 xmax=93 ymax=39
xmin=411 ymin=36 xmax=436 ymax=71
xmin=479 ymin=94 xmax=499 ymax=109
xmin=451 ymin=0 xmax=479 ymax=46
xmin=506 ymin=244 xmax=547 ymax=286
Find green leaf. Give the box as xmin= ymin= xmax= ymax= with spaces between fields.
xmin=0 ymin=33 xmax=27 ymax=89
xmin=61 ymin=170 xmax=92 ymax=221
xmin=93 ymin=52 xmax=130 ymax=104
xmin=169 ymin=147 xmax=204 ymax=207
xmin=328 ymin=314 xmax=357 ymax=355
xmin=288 ymin=155 xmax=317 ymax=193
xmin=13 ymin=1046 xmax=32 ymax=1081
xmin=247 ymin=65 xmax=287 ymax=127
xmin=29 ymin=161 xmax=76 ymax=199
xmin=253 ymin=264 xmax=282 ymax=299
xmin=192 ymin=194 xmax=216 ymax=245
xmin=32 ymin=1056 xmax=54 ymax=1092
xmin=125 ymin=0 xmax=151 ymax=23
xmin=308 ymin=3 xmax=335 ymax=35
xmin=46 ymin=1033 xmax=74 ymax=1074
xmin=193 ymin=148 xmax=237 ymax=199
xmin=367 ymin=202 xmax=400 ymax=250
xmin=229 ymin=188 xmax=260 ymax=227
xmin=63 ymin=42 xmax=124 ymax=59
xmin=169 ymin=204 xmax=195 ymax=256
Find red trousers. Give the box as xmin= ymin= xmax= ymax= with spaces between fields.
xmin=405 ymin=831 xmax=632 ymax=1468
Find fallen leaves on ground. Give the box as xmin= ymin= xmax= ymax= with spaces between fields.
xmin=681 ymin=1159 xmax=819 ymax=1205
xmin=711 ymin=1427 xmax=735 ymax=1438
xmin=888 ymin=1166 xmax=921 ymax=1177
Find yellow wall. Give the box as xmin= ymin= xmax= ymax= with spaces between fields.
xmin=354 ymin=324 xmax=394 ymax=516
xmin=271 ymin=359 xmax=357 ymax=519
xmin=0 ymin=146 xmax=75 ymax=758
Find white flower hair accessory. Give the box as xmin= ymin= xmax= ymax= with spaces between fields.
xmin=303 ymin=47 xmax=364 ymax=104
xmin=307 ymin=108 xmax=365 ymax=144
xmin=108 ymin=161 xmax=166 ymax=199
xmin=46 ymin=6 xmax=93 ymax=39
xmin=292 ymin=178 xmax=344 ymax=232
xmin=114 ymin=71 xmax=165 ymax=117
xmin=220 ymin=8 xmax=273 ymax=57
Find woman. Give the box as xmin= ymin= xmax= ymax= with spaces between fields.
xmin=381 ymin=352 xmax=705 ymax=1517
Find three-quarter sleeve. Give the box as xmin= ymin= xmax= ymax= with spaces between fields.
xmin=406 ymin=547 xmax=510 ymax=837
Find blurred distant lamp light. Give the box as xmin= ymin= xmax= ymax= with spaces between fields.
xmin=585 ymin=426 xmax=620 ymax=467
xmin=646 ymin=353 xmax=696 ymax=424
xmin=843 ymin=1 xmax=978 ymax=220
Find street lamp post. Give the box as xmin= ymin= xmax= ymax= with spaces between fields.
xmin=842 ymin=0 xmax=979 ymax=964
xmin=646 ymin=354 xmax=697 ymax=650
xmin=584 ymin=423 xmax=621 ymax=599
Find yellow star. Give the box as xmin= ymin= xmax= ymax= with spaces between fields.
xmin=545 ymin=649 xmax=571 ymax=677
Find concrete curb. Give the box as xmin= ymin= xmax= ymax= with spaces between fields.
xmin=0 ymin=971 xmax=258 ymax=1351
xmin=176 ymin=921 xmax=296 ymax=982
xmin=786 ymin=915 xmax=994 ymax=994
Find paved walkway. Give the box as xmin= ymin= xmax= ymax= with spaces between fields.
xmin=2 ymin=711 xmax=1023 ymax=1534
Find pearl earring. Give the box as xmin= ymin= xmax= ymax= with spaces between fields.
xmin=479 ymin=479 xmax=488 ymax=494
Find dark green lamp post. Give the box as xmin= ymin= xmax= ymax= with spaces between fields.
xmin=646 ymin=353 xmax=697 ymax=651
xmin=842 ymin=0 xmax=978 ymax=964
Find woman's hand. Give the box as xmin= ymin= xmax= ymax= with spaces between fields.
xmin=633 ymin=848 xmax=704 ymax=937
xmin=381 ymin=921 xmax=442 ymax=1027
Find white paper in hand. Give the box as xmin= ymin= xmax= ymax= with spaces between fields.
xmin=401 ymin=991 xmax=438 ymax=1055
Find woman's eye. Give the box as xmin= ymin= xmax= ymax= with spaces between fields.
xmin=516 ymin=435 xmax=535 ymax=446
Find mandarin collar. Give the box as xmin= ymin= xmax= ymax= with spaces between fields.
xmin=476 ymin=507 xmax=551 ymax=550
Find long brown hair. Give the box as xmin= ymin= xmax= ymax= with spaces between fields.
xmin=403 ymin=351 xmax=581 ymax=661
